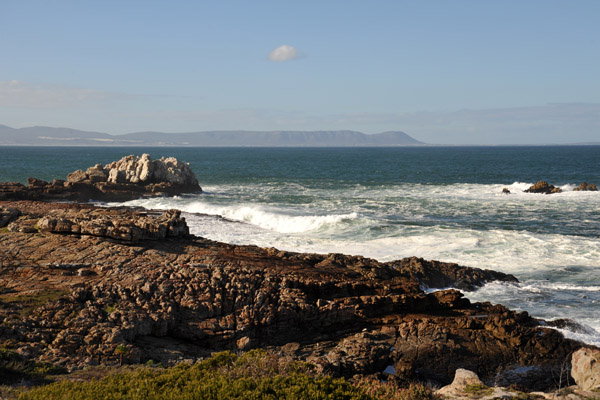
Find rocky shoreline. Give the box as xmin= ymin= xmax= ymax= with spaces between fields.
xmin=1 ymin=156 xmax=599 ymax=398
xmin=1 ymin=200 xmax=598 ymax=396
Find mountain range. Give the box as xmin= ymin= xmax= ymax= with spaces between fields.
xmin=0 ymin=125 xmax=424 ymax=147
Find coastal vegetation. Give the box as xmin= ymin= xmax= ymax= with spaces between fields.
xmin=15 ymin=350 xmax=439 ymax=400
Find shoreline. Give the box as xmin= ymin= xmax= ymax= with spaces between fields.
xmin=1 ymin=199 xmax=596 ymax=395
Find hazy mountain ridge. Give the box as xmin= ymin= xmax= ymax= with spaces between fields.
xmin=0 ymin=125 xmax=424 ymax=146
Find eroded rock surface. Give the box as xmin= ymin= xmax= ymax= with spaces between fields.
xmin=0 ymin=154 xmax=201 ymax=202
xmin=0 ymin=201 xmax=590 ymax=391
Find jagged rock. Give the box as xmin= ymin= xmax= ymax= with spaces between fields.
xmin=525 ymin=180 xmax=562 ymax=194
xmin=574 ymin=182 xmax=598 ymax=191
xmin=502 ymin=187 xmax=511 ymax=194
xmin=571 ymin=347 xmax=600 ymax=391
xmin=1 ymin=154 xmax=202 ymax=202
xmin=385 ymin=256 xmax=518 ymax=291
xmin=66 ymin=169 xmax=88 ymax=183
xmin=27 ymin=177 xmax=48 ymax=188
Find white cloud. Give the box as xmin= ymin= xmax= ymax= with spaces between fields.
xmin=0 ymin=80 xmax=132 ymax=108
xmin=268 ymin=45 xmax=299 ymax=62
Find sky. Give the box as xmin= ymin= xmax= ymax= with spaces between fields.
xmin=0 ymin=0 xmax=599 ymax=144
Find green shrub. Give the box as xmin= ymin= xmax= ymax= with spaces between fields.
xmin=17 ymin=350 xmax=442 ymax=400
xmin=18 ymin=351 xmax=374 ymax=400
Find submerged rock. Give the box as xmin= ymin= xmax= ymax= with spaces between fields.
xmin=524 ymin=180 xmax=562 ymax=194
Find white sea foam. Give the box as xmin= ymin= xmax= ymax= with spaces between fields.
xmin=119 ymin=197 xmax=358 ymax=234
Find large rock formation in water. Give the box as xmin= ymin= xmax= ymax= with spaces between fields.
xmin=0 ymin=154 xmax=202 ymax=202
xmin=0 ymin=200 xmax=591 ymax=392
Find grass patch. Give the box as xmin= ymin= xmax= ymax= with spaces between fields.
xmin=0 ymin=347 xmax=67 ymax=385
xmin=0 ymin=227 xmax=10 ymax=233
xmin=104 ymin=304 xmax=117 ymax=314
xmin=354 ymin=377 xmax=440 ymax=400
xmin=463 ymin=383 xmax=493 ymax=397
xmin=16 ymin=349 xmax=440 ymax=400
xmin=0 ymin=289 xmax=68 ymax=317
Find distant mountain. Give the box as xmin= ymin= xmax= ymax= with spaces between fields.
xmin=0 ymin=125 xmax=424 ymax=146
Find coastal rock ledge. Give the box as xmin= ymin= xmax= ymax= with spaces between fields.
xmin=0 ymin=154 xmax=202 ymax=202
xmin=0 ymin=200 xmax=592 ymax=393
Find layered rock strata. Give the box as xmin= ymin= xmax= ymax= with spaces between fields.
xmin=0 ymin=154 xmax=202 ymax=202
xmin=0 ymin=201 xmax=590 ymax=392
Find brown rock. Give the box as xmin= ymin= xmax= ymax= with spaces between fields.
xmin=385 ymin=256 xmax=518 ymax=291
xmin=574 ymin=182 xmax=598 ymax=191
xmin=525 ymin=180 xmax=563 ymax=194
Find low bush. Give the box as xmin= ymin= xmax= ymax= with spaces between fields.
xmin=18 ymin=350 xmax=440 ymax=400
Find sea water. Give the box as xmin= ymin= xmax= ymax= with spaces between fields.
xmin=1 ymin=146 xmax=599 ymax=345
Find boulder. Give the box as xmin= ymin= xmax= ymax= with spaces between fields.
xmin=437 ymin=369 xmax=487 ymax=397
xmin=524 ymin=181 xmax=562 ymax=194
xmin=571 ymin=347 xmax=600 ymax=391
xmin=574 ymin=182 xmax=598 ymax=191
xmin=502 ymin=188 xmax=511 ymax=194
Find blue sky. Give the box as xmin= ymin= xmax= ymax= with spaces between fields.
xmin=1 ymin=0 xmax=599 ymax=144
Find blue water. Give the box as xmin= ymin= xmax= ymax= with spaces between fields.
xmin=1 ymin=146 xmax=599 ymax=344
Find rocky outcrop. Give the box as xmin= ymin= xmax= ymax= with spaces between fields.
xmin=385 ymin=256 xmax=518 ymax=291
xmin=0 ymin=154 xmax=202 ymax=202
xmin=574 ymin=182 xmax=598 ymax=191
xmin=524 ymin=180 xmax=562 ymax=194
xmin=571 ymin=347 xmax=600 ymax=391
xmin=0 ymin=201 xmax=588 ymax=391
xmin=35 ymin=208 xmax=188 ymax=242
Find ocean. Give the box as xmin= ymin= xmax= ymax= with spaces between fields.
xmin=1 ymin=146 xmax=599 ymax=346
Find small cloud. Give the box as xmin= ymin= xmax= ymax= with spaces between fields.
xmin=268 ymin=45 xmax=299 ymax=62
